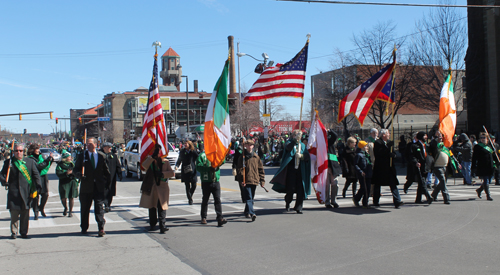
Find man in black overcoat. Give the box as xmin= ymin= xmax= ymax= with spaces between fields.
xmin=371 ymin=129 xmax=404 ymax=208
xmin=101 ymin=142 xmax=122 ymax=212
xmin=75 ymin=137 xmax=110 ymax=237
xmin=0 ymin=144 xmax=41 ymax=239
xmin=410 ymin=132 xmax=433 ymax=204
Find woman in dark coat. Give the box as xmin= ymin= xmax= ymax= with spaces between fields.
xmin=27 ymin=144 xmax=53 ymax=219
xmin=341 ymin=137 xmax=358 ymax=198
xmin=56 ymin=151 xmax=79 ymax=217
xmin=472 ymin=132 xmax=498 ymax=201
xmin=175 ymin=140 xmax=199 ymax=205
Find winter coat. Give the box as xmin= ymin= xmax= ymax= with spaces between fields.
xmin=237 ymin=152 xmax=265 ymax=186
xmin=327 ymin=130 xmax=342 ymax=178
xmin=103 ymin=150 xmax=122 ymax=197
xmin=354 ymin=149 xmax=373 ymax=179
xmin=197 ymin=152 xmax=223 ymax=183
xmin=139 ymin=156 xmax=174 ymax=210
xmin=74 ymin=150 xmax=110 ymax=194
xmin=454 ymin=134 xmax=473 ymax=162
xmin=472 ymin=143 xmax=498 ymax=177
xmin=175 ymin=149 xmax=199 ymax=183
xmin=341 ymin=147 xmax=357 ymax=179
xmin=28 ymin=154 xmax=52 ymax=193
xmin=371 ymin=139 xmax=399 ymax=186
xmin=0 ymin=157 xmax=41 ymax=210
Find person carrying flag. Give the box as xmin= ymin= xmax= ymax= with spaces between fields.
xmin=472 ymin=132 xmax=498 ymax=201
xmin=0 ymin=143 xmax=41 ymax=239
xmin=429 ymin=131 xmax=460 ymax=204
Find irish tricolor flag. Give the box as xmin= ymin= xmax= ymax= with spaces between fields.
xmin=438 ymin=70 xmax=456 ymax=148
xmin=204 ymin=60 xmax=231 ymax=168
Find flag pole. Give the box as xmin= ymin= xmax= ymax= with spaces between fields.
xmin=298 ymin=34 xmax=311 ymax=131
xmin=389 ymin=46 xmax=397 ymax=167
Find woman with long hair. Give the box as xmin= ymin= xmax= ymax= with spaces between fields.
xmin=175 ymin=140 xmax=199 ymax=205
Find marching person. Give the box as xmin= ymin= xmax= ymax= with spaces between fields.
xmin=232 ymin=137 xmax=246 ymax=203
xmin=101 ymin=142 xmax=122 ymax=212
xmin=74 ymin=137 xmax=110 ymax=237
xmin=472 ymin=132 xmax=498 ymax=201
xmin=237 ymin=140 xmax=266 ymax=221
xmin=341 ymin=137 xmax=358 ymax=198
xmin=196 ymin=151 xmax=227 ymax=227
xmin=410 ymin=132 xmax=433 ymax=204
xmin=454 ymin=133 xmax=473 ymax=185
xmin=0 ymin=143 xmax=41 ymax=239
xmin=403 ymin=132 xmax=418 ymax=194
xmin=175 ymin=140 xmax=199 ymax=205
xmin=27 ymin=144 xmax=53 ymax=219
xmin=139 ymin=145 xmax=174 ymax=233
xmin=371 ymin=129 xmax=404 ymax=208
xmin=366 ymin=128 xmax=378 ymax=196
xmin=353 ymin=141 xmax=373 ymax=208
xmin=270 ymin=130 xmax=311 ymax=214
xmin=430 ymin=131 xmax=460 ymax=204
xmin=56 ymin=151 xmax=79 ymax=217
xmin=325 ymin=129 xmax=342 ymax=208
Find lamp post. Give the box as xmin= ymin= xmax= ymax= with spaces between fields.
xmin=181 ymin=75 xmax=189 ymax=135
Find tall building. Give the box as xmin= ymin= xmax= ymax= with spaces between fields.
xmin=466 ymin=1 xmax=500 ymax=134
xmin=160 ymin=47 xmax=182 ymax=90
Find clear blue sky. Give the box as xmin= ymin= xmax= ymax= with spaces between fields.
xmin=0 ymin=0 xmax=467 ymax=134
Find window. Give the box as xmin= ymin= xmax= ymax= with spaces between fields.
xmin=404 ymin=120 xmax=407 ymax=123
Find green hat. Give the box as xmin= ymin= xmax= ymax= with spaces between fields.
xmin=61 ymin=150 xmax=71 ymax=159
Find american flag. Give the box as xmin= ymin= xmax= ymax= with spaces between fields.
xmin=243 ymin=41 xmax=308 ymax=102
xmin=140 ymin=50 xmax=168 ymax=170
xmin=376 ymin=72 xmax=395 ymax=103
xmin=337 ymin=56 xmax=396 ymax=126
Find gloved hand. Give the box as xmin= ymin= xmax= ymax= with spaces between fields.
xmin=232 ymin=168 xmax=237 ymax=176
xmin=155 ymin=171 xmax=163 ymax=178
xmin=390 ymin=152 xmax=397 ymax=158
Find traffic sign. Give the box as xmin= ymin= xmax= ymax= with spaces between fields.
xmin=97 ymin=117 xmax=110 ymax=121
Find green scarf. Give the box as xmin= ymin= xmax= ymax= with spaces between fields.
xmin=13 ymin=158 xmax=37 ymax=198
xmin=364 ymin=152 xmax=372 ymax=166
xmin=31 ymin=154 xmax=51 ymax=176
xmin=477 ymin=142 xmax=497 ymax=168
xmin=368 ymin=137 xmax=376 ymax=143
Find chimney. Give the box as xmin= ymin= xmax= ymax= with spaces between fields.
xmin=228 ymin=35 xmax=236 ymax=94
xmin=194 ymin=80 xmax=198 ymax=93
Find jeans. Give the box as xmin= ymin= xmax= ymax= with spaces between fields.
xmin=243 ymin=185 xmax=257 ymax=216
xmin=324 ymin=171 xmax=338 ymax=206
xmin=431 ymin=167 xmax=450 ymax=202
xmin=461 ymin=161 xmax=472 ymax=185
xmin=426 ymin=173 xmax=439 ymax=186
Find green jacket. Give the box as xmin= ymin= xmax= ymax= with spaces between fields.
xmin=196 ymin=152 xmax=224 ymax=183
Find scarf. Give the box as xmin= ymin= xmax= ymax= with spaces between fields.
xmin=364 ymin=152 xmax=372 ymax=166
xmin=13 ymin=158 xmax=37 ymax=198
xmin=437 ymin=142 xmax=458 ymax=171
xmin=30 ymin=154 xmax=51 ymax=176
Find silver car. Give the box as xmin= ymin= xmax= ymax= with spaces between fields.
xmin=40 ymin=148 xmax=62 ymax=162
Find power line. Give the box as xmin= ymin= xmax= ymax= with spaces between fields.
xmin=277 ymin=0 xmax=500 ymax=8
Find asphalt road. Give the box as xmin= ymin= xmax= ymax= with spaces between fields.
xmin=1 ymin=161 xmax=499 ymax=274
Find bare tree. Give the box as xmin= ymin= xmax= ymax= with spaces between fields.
xmin=409 ymin=0 xmax=467 ymax=112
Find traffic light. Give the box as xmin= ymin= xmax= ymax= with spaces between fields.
xmin=56 ymin=118 xmax=58 ymax=124
xmin=79 ymin=117 xmax=82 ymax=124
xmin=19 ymin=113 xmax=22 ymax=120
xmin=50 ymin=112 xmax=53 ymax=119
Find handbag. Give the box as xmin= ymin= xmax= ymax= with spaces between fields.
xmin=183 ymin=163 xmax=193 ymax=173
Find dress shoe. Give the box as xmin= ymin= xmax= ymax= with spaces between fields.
xmin=444 ymin=201 xmax=451 ymax=205
xmin=98 ymin=230 xmax=106 ymax=237
xmin=201 ymin=218 xmax=207 ymax=224
xmin=352 ymin=198 xmax=360 ymax=207
xmin=188 ymin=200 xmax=193 ymax=205
xmin=285 ymin=203 xmax=290 ymax=211
xmin=68 ymin=212 xmax=73 ymax=217
xmin=403 ymin=188 xmax=408 ymax=194
xmin=415 ymin=201 xmax=423 ymax=204
xmin=427 ymin=198 xmax=433 ymax=205
xmin=372 ymin=203 xmax=380 ymax=207
xmin=433 ymin=197 xmax=439 ymax=202
xmin=362 ymin=205 xmax=373 ymax=209
xmin=296 ymin=210 xmax=303 ymax=214
xmin=81 ymin=230 xmax=88 ymax=234
xmin=342 ymin=190 xmax=347 ymax=198
xmin=325 ymin=204 xmax=333 ymax=209
xmin=333 ymin=203 xmax=339 ymax=208
xmin=11 ymin=234 xmax=16 ymax=239
xmin=487 ymin=196 xmax=493 ymax=201
xmin=245 ymin=213 xmax=251 ymax=218
xmin=105 ymin=207 xmax=110 ymax=213
xmin=63 ymin=208 xmax=68 ymax=216
xmin=251 ymin=215 xmax=257 ymax=221
xmin=476 ymin=189 xmax=482 ymax=199
xmin=40 ymin=210 xmax=46 ymax=217
xmin=160 ymin=227 xmax=169 ymax=234
xmin=149 ymin=226 xmax=156 ymax=231
xmin=34 ymin=213 xmax=39 ymax=220
xmin=395 ymin=201 xmax=404 ymax=209
xmin=217 ymin=219 xmax=227 ymax=227
xmin=20 ymin=234 xmax=29 ymax=239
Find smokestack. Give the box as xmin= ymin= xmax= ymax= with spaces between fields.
xmin=194 ymin=80 xmax=198 ymax=93
xmin=228 ymin=35 xmax=236 ymax=94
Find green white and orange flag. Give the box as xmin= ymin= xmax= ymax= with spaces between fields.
xmin=438 ymin=70 xmax=456 ymax=148
xmin=204 ymin=59 xmax=231 ymax=168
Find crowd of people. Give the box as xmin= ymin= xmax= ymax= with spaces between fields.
xmin=1 ymin=126 xmax=497 ymax=239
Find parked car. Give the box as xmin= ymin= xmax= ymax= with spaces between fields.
xmin=123 ymin=140 xmax=181 ymax=180
xmin=40 ymin=148 xmax=62 ymax=162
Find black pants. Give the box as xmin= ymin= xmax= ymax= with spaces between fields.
xmin=373 ymin=181 xmax=401 ymax=206
xmin=200 ymin=181 xmax=223 ymax=221
xmin=184 ymin=180 xmax=197 ymax=203
xmin=415 ymin=171 xmax=432 ymax=203
xmin=149 ymin=200 xmax=167 ymax=229
xmin=354 ymin=176 xmax=371 ymax=207
xmin=343 ymin=178 xmax=358 ymax=197
xmin=285 ymin=179 xmax=305 ymax=212
xmin=32 ymin=192 xmax=48 ymax=215
xmin=79 ymin=190 xmax=106 ymax=231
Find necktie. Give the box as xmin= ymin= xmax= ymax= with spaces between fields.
xmin=90 ymin=152 xmax=95 ymax=169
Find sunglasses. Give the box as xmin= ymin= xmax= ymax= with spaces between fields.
xmin=14 ymin=150 xmax=24 ymax=152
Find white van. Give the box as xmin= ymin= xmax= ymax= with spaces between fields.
xmin=123 ymin=140 xmax=181 ymax=180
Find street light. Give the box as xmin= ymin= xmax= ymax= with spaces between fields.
xmin=181 ymin=75 xmax=189 ymax=135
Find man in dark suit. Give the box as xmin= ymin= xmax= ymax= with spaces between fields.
xmin=101 ymin=142 xmax=122 ymax=212
xmin=410 ymin=132 xmax=433 ymax=204
xmin=0 ymin=144 xmax=41 ymax=239
xmin=75 ymin=138 xmax=110 ymax=237
xmin=371 ymin=129 xmax=404 ymax=208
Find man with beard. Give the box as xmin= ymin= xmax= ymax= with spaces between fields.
xmin=410 ymin=132 xmax=433 ymax=205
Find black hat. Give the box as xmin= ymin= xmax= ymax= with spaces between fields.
xmin=102 ymin=142 xmax=113 ymax=148
xmin=416 ymin=131 xmax=426 ymax=141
